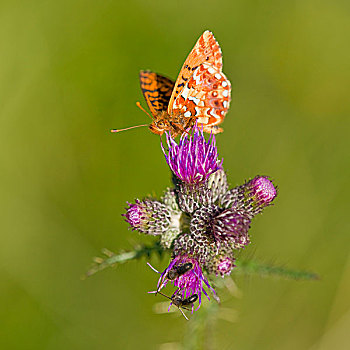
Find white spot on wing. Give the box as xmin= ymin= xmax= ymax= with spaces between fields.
xmin=208 ymin=67 xmax=215 ymax=74
xmin=215 ymin=73 xmax=221 ymax=80
xmin=195 ymin=106 xmax=201 ymax=116
xmin=198 ymin=116 xmax=209 ymax=124
xmin=222 ymin=81 xmax=228 ymax=87
xmin=188 ymin=96 xmax=200 ymax=105
xmin=209 ymin=109 xmax=217 ymax=118
xmin=223 ymin=90 xmax=229 ymax=97
xmin=192 ymin=70 xmax=201 ymax=85
xmin=181 ymin=86 xmax=190 ymax=100
xmin=223 ymin=101 xmax=228 ymax=108
xmin=184 ymin=111 xmax=192 ymax=118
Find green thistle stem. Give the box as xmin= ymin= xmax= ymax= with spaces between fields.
xmin=234 ymin=259 xmax=319 ymax=281
xmin=84 ymin=241 xmax=165 ymax=278
xmin=183 ymin=301 xmax=219 ymax=350
xmin=84 ymin=241 xmax=318 ymax=281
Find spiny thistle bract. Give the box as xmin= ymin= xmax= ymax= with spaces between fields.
xmin=124 ymin=125 xmax=278 ymax=316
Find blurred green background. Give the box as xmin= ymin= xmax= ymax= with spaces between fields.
xmin=1 ymin=0 xmax=349 ymax=349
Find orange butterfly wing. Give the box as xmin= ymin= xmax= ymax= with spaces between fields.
xmin=167 ymin=31 xmax=231 ymax=133
xmin=139 ymin=70 xmax=175 ymax=117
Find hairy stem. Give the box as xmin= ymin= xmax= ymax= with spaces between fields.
xmin=234 ymin=259 xmax=319 ymax=281
xmin=84 ymin=241 xmax=165 ymax=278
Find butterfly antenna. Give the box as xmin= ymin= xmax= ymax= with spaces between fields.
xmin=111 ymin=124 xmax=149 ymax=133
xmin=136 ymin=102 xmax=154 ymax=121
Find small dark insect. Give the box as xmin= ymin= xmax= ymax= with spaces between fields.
xmin=166 ymin=262 xmax=193 ymax=280
xmin=157 ymin=291 xmax=198 ymax=320
xmin=155 ymin=262 xmax=194 ymax=296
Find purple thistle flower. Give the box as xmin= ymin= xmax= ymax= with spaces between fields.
xmin=162 ymin=124 xmax=223 ymax=185
xmin=248 ymin=176 xmax=277 ymax=207
xmin=124 ymin=201 xmax=146 ymax=229
xmin=121 ymin=125 xmax=279 ymax=319
xmin=149 ymin=255 xmax=216 ymax=310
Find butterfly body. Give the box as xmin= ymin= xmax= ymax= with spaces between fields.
xmin=147 ymin=109 xmax=195 ymax=137
xmin=139 ymin=31 xmax=231 ymax=137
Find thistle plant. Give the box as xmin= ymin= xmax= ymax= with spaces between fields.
xmin=86 ymin=125 xmax=318 ymax=322
xmin=125 ymin=125 xmax=278 ymax=309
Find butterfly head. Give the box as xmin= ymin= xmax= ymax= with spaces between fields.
xmin=148 ymin=112 xmax=174 ymax=136
xmin=148 ymin=121 xmax=167 ymax=135
xmin=149 ymin=111 xmax=192 ymax=138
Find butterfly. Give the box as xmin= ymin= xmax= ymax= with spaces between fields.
xmin=112 ymin=30 xmax=231 ymax=137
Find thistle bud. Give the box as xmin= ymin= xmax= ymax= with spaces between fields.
xmin=123 ymin=199 xmax=171 ymax=235
xmin=207 ymin=168 xmax=229 ymax=204
xmin=217 ymin=257 xmax=235 ymax=276
xmin=212 ymin=208 xmax=251 ymax=249
xmin=248 ymin=176 xmax=277 ymax=207
xmin=206 ymin=251 xmax=236 ymax=277
xmin=220 ymin=176 xmax=277 ymax=217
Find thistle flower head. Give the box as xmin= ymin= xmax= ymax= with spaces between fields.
xmin=152 ymin=254 xmax=216 ymax=310
xmin=172 ymin=230 xmax=217 ymax=265
xmin=217 ymin=257 xmax=234 ymax=276
xmin=204 ymin=243 xmax=236 ymax=277
xmin=124 ymin=200 xmax=149 ymax=231
xmin=248 ymin=176 xmax=277 ymax=207
xmin=162 ymin=124 xmax=222 ymax=185
xmin=212 ymin=208 xmax=251 ymax=249
xmin=240 ymin=176 xmax=277 ymax=216
xmin=123 ymin=199 xmax=171 ymax=235
xmin=220 ymin=176 xmax=278 ymax=217
xmin=207 ymin=168 xmax=229 ymax=204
